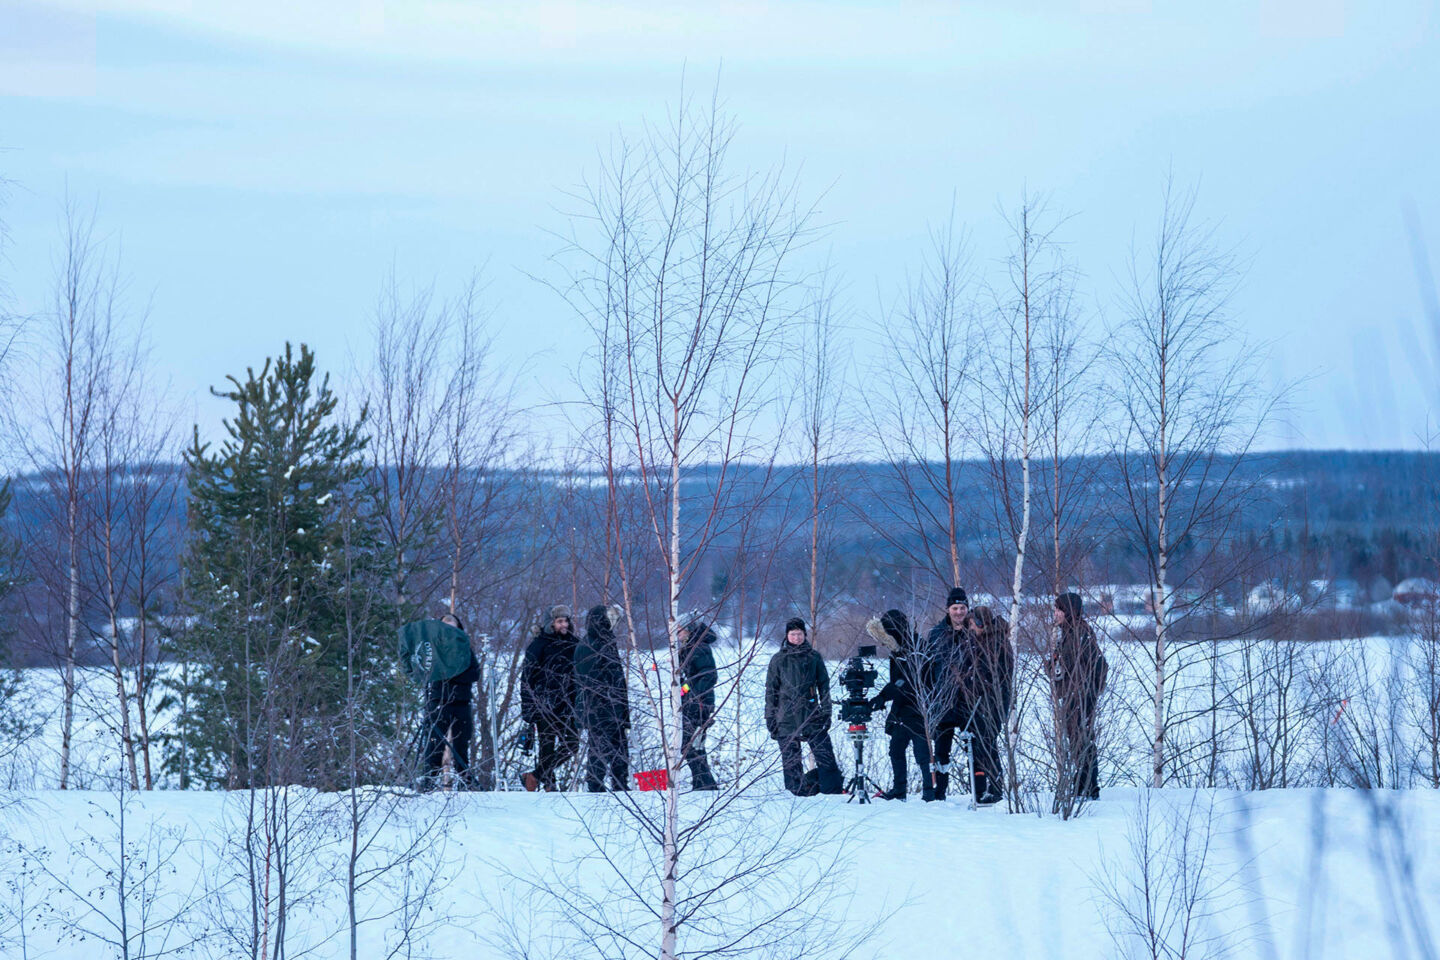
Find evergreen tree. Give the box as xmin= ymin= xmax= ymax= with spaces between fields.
xmin=168 ymin=343 xmax=402 ymax=789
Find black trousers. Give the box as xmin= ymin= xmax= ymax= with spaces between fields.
xmin=971 ymin=704 xmax=1006 ymax=798
xmin=778 ymin=729 xmax=841 ymax=796
xmin=586 ymin=723 xmax=630 ymax=791
xmin=532 ymin=712 xmax=579 ymax=790
xmin=1061 ymin=695 xmax=1100 ymax=799
xmin=887 ymin=725 xmax=932 ymax=796
xmin=422 ymin=696 xmax=473 ymax=783
xmin=682 ymin=706 xmax=716 ymax=789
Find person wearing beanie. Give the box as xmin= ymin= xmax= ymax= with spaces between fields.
xmin=867 ymin=609 xmax=935 ymax=801
xmin=764 ymin=618 xmax=842 ymax=796
xmin=678 ymin=619 xmax=718 ymax=790
xmin=963 ymin=606 xmax=1014 ymax=805
xmin=1048 ymin=592 xmax=1107 ymax=801
xmin=520 ymin=605 xmax=580 ymax=791
xmin=925 ymin=587 xmax=973 ymax=800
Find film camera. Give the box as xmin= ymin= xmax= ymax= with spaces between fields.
xmin=837 ymin=644 xmax=880 ymax=726
xmin=837 ymin=643 xmax=883 ymax=803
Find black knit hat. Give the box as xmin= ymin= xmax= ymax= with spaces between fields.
xmin=784 ymin=617 xmax=807 ymax=635
xmin=1055 ymin=592 xmax=1084 ymax=621
xmin=946 ymin=587 xmax=968 ymax=607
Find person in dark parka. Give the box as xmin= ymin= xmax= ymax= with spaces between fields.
xmin=575 ymin=604 xmax=631 ymax=791
xmin=521 ymin=605 xmax=580 ymax=791
xmin=926 ymin=587 xmax=972 ymax=800
xmin=964 ymin=606 xmax=1014 ymax=805
xmin=868 ymin=609 xmax=935 ymax=801
xmin=679 ymin=619 xmax=719 ymax=791
xmin=765 ymin=618 xmax=843 ymax=796
xmin=420 ymin=613 xmax=480 ymax=790
xmin=1047 ymin=592 xmax=1107 ymax=801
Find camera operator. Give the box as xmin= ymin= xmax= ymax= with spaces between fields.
xmin=765 ymin=618 xmax=843 ymax=796
xmin=867 ymin=609 xmax=935 ymax=801
xmin=964 ymin=606 xmax=1014 ymax=806
xmin=926 ymin=588 xmax=971 ymax=801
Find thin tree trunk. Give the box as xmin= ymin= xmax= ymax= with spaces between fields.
xmin=61 ymin=503 xmax=78 ymax=789
xmin=659 ymin=410 xmax=682 ymax=960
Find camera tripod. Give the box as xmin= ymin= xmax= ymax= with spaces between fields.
xmin=843 ymin=723 xmax=884 ymax=804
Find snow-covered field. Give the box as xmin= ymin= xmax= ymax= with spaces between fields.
xmin=1 ymin=785 xmax=1437 ymax=958
xmin=3 ymin=631 xmax=1439 ymax=958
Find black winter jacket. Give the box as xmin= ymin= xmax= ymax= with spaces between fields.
xmin=679 ymin=621 xmax=718 ymax=716
xmin=926 ymin=618 xmax=971 ymax=724
xmin=521 ymin=627 xmax=577 ymax=724
xmin=764 ymin=640 xmax=831 ymax=740
xmin=426 ymin=649 xmax=479 ymax=707
xmin=575 ymin=606 xmax=631 ymax=732
xmin=1048 ymin=616 xmax=1107 ymax=708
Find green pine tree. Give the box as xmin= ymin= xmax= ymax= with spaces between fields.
xmin=168 ymin=343 xmax=403 ymax=789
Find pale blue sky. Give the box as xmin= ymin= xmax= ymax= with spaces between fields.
xmin=2 ymin=0 xmax=1438 ymax=450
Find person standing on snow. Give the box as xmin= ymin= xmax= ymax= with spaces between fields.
xmin=678 ymin=619 xmax=719 ymax=791
xmin=764 ymin=618 xmax=843 ymax=796
xmin=926 ymin=587 xmax=972 ymax=801
xmin=964 ymin=606 xmax=1014 ymax=805
xmin=417 ymin=613 xmax=480 ymax=791
xmin=868 ymin=609 xmax=936 ymax=801
xmin=520 ymin=605 xmax=580 ymax=792
xmin=575 ymin=604 xmax=631 ymax=791
xmin=1047 ymin=592 xmax=1107 ymax=801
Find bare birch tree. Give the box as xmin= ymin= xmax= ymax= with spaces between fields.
xmin=1111 ymin=179 xmax=1274 ymax=788
xmin=557 ymin=88 xmax=840 ymax=960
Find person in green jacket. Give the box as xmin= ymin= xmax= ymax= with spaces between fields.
xmin=765 ymin=618 xmax=842 ymax=796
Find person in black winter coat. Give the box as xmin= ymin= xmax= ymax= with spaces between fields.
xmin=868 ymin=609 xmax=935 ymax=801
xmin=575 ymin=604 xmax=631 ymax=791
xmin=964 ymin=606 xmax=1014 ymax=805
xmin=764 ymin=618 xmax=843 ymax=796
xmin=1047 ymin=592 xmax=1107 ymax=801
xmin=521 ymin=605 xmax=580 ymax=791
xmin=420 ymin=613 xmax=480 ymax=790
xmin=679 ymin=619 xmax=719 ymax=790
xmin=926 ymin=587 xmax=971 ymax=800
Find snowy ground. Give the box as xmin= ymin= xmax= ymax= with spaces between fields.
xmin=3 ymin=633 xmax=1439 ymax=958
xmin=1 ymin=785 xmax=1437 ymax=959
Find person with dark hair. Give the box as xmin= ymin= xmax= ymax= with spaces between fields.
xmin=764 ymin=618 xmax=843 ymax=796
xmin=520 ymin=605 xmax=580 ymax=792
xmin=868 ymin=609 xmax=935 ymax=801
xmin=678 ymin=619 xmax=719 ymax=791
xmin=964 ymin=606 xmax=1014 ymax=805
xmin=1047 ymin=592 xmax=1108 ymax=801
xmin=575 ymin=604 xmax=631 ymax=791
xmin=926 ymin=587 xmax=972 ymax=801
xmin=418 ymin=613 xmax=479 ymax=791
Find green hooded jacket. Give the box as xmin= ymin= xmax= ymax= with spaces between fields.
xmin=398 ymin=619 xmax=474 ymax=685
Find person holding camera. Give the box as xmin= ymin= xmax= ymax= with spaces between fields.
xmin=678 ymin=618 xmax=718 ymax=791
xmin=868 ymin=609 xmax=935 ymax=802
xmin=963 ymin=606 xmax=1014 ymax=806
xmin=926 ymin=587 xmax=971 ymax=801
xmin=520 ymin=605 xmax=580 ymax=792
xmin=765 ymin=618 xmax=843 ymax=796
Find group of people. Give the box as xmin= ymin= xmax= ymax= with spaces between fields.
xmin=411 ymin=590 xmax=1106 ymax=803
xmin=504 ymin=604 xmax=716 ymax=793
xmin=760 ymin=589 xmax=1107 ymax=805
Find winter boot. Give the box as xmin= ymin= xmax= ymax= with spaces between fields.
xmin=933 ymin=771 xmax=949 ymax=801
xmin=877 ymin=787 xmax=907 ymax=801
xmin=922 ymin=785 xmax=937 ymax=802
xmin=523 ymin=771 xmax=541 ymax=793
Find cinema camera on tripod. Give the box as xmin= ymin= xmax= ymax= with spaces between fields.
xmin=837 ymin=644 xmax=883 ymax=803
